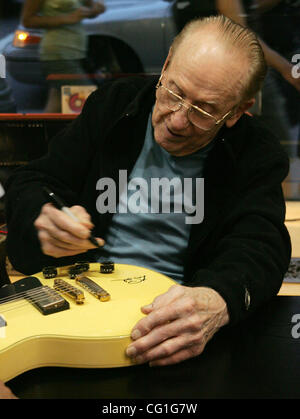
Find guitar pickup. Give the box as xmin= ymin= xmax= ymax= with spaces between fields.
xmin=54 ymin=278 xmax=85 ymax=304
xmin=76 ymin=276 xmax=110 ymax=301
xmin=26 ymin=285 xmax=69 ymax=315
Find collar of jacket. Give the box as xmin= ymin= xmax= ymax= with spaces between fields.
xmin=119 ymin=75 xmax=158 ymax=119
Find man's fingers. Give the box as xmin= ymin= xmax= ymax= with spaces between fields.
xmin=34 ymin=203 xmax=104 ymax=257
xmin=148 ymin=322 xmax=218 ymax=367
xmin=70 ymin=205 xmax=94 ymax=229
xmin=37 ymin=228 xmax=96 ymax=250
xmin=40 ymin=241 xmax=86 ymax=258
xmin=149 ymin=342 xmax=206 ymax=367
xmin=132 ymin=301 xmax=181 ymax=341
xmin=141 ymin=284 xmax=183 ymax=314
xmin=128 ymin=328 xmax=207 ymax=366
xmin=128 ymin=311 xmax=207 ymax=356
xmin=37 ymin=226 xmax=104 ymax=257
xmin=41 ymin=204 xmax=91 ymax=239
xmin=133 ymin=286 xmax=199 ymax=340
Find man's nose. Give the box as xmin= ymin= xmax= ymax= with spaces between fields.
xmin=169 ymin=105 xmax=190 ymax=130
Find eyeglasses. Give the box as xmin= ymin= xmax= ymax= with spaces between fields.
xmin=156 ymin=73 xmax=234 ymax=131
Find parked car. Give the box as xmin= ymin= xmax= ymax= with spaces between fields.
xmin=3 ymin=0 xmax=182 ymax=85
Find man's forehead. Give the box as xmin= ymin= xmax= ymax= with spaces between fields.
xmin=169 ymin=31 xmax=247 ymax=103
xmin=174 ymin=28 xmax=238 ymax=63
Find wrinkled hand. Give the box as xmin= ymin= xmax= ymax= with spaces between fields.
xmin=126 ymin=285 xmax=229 ymax=366
xmin=0 ymin=381 xmax=18 ymax=399
xmin=34 ymin=203 xmax=104 ymax=258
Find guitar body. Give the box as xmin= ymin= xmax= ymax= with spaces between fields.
xmin=0 ymin=263 xmax=175 ymax=382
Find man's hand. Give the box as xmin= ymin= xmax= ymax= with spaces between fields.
xmin=0 ymin=381 xmax=18 ymax=399
xmin=34 ymin=203 xmax=105 ymax=258
xmin=126 ymin=285 xmax=229 ymax=366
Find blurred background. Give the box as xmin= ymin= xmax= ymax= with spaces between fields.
xmin=0 ymin=0 xmax=299 ymax=208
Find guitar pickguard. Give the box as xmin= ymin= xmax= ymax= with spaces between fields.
xmin=0 ymin=276 xmax=70 ymax=316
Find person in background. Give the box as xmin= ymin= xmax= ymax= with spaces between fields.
xmin=250 ymin=0 xmax=300 ymax=155
xmin=175 ymin=0 xmax=300 ymax=94
xmin=21 ymin=0 xmax=105 ymax=113
xmin=176 ymin=1 xmax=299 ymax=176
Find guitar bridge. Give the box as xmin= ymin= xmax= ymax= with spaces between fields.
xmin=54 ymin=278 xmax=85 ymax=304
xmin=76 ymin=276 xmax=110 ymax=301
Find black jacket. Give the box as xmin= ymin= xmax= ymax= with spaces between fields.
xmin=5 ymin=76 xmax=291 ymax=325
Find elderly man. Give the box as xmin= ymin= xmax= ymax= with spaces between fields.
xmin=5 ymin=16 xmax=290 ymax=368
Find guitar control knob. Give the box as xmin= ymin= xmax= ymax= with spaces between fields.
xmin=75 ymin=261 xmax=90 ymax=273
xmin=42 ymin=266 xmax=57 ymax=279
xmin=100 ymin=261 xmax=114 ymax=274
xmin=68 ymin=265 xmax=82 ymax=279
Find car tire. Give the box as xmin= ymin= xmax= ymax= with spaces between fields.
xmin=87 ymin=36 xmax=144 ymax=77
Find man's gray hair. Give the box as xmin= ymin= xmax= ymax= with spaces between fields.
xmin=171 ymin=15 xmax=267 ymax=102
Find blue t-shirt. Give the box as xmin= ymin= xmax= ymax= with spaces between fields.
xmin=97 ymin=113 xmax=214 ymax=282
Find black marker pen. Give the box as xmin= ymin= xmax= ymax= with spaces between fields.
xmin=43 ymin=186 xmax=101 ymax=248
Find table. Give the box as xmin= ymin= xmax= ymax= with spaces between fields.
xmin=6 ymin=296 xmax=300 ymax=399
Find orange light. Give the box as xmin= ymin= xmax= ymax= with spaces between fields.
xmin=13 ymin=30 xmax=41 ymax=47
xmin=18 ymin=33 xmax=28 ymax=41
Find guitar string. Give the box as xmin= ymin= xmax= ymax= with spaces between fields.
xmin=0 ymin=295 xmax=60 ymax=315
xmin=0 ymin=286 xmax=54 ymax=305
xmin=0 ymin=275 xmax=146 ymax=313
xmin=0 ymin=295 xmax=73 ymax=315
xmin=0 ymin=287 xmax=86 ymax=315
xmin=0 ymin=290 xmax=65 ymax=314
xmin=0 ymin=283 xmax=85 ymax=310
xmin=0 ymin=290 xmax=61 ymax=314
xmin=0 ymin=281 xmax=86 ymax=304
xmin=0 ymin=284 xmax=69 ymax=305
xmin=0 ymin=276 xmax=93 ymax=304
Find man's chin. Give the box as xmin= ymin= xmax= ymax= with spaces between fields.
xmin=153 ymin=125 xmax=189 ymax=155
xmin=155 ymin=137 xmax=187 ymax=156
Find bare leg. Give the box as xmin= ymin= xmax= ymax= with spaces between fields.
xmin=44 ymin=87 xmax=61 ymax=113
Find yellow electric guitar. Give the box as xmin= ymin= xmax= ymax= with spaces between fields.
xmin=0 ymin=263 xmax=175 ymax=383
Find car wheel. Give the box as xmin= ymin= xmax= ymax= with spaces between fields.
xmin=87 ymin=36 xmax=144 ymax=77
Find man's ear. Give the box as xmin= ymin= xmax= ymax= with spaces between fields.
xmin=162 ymin=47 xmax=173 ymax=73
xmin=225 ymin=98 xmax=256 ymax=128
